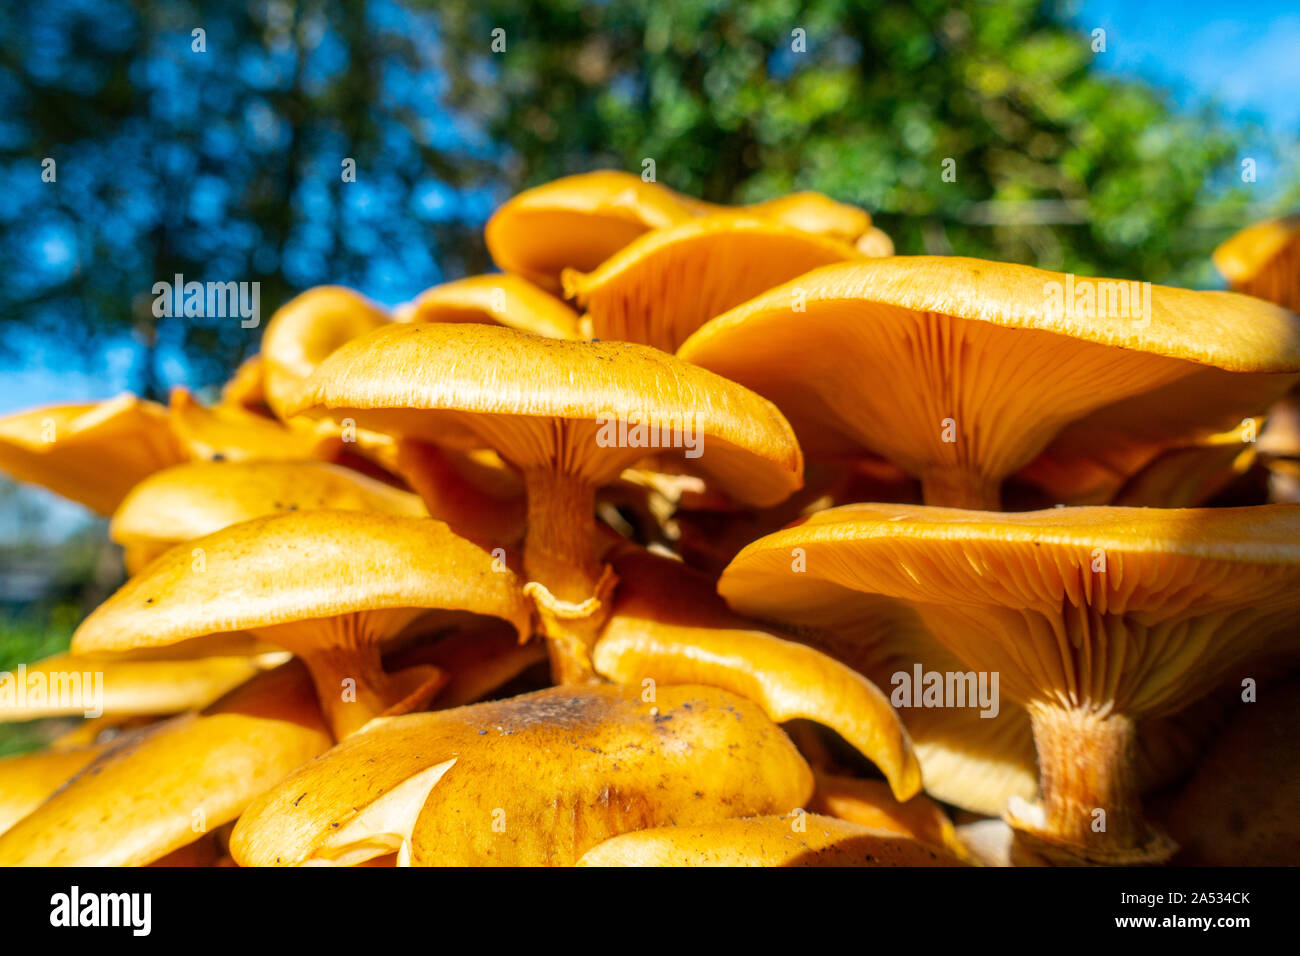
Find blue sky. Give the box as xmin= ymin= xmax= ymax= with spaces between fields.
xmin=1 ymin=0 xmax=1297 ymax=417
xmin=1076 ymin=0 xmax=1300 ymax=129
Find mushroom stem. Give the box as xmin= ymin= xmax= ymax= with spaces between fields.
xmin=521 ymin=468 xmax=611 ymax=685
xmin=1013 ymin=703 xmax=1174 ymax=865
xmin=298 ymin=644 xmax=442 ymax=739
xmin=919 ymin=466 xmax=1001 ymax=511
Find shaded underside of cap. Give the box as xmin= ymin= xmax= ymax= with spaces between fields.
xmin=679 ymin=261 xmax=1300 ymax=480
xmin=563 ymin=215 xmax=861 ymax=352
xmin=684 ymin=257 xmax=1300 ymax=371
xmin=74 ymin=510 xmax=531 ymax=656
xmin=485 ymin=171 xmax=695 ymax=289
xmin=290 ymin=322 xmax=803 ymax=506
xmin=721 ymin=502 xmax=1300 ymax=713
xmin=1016 ymin=371 xmax=1282 ymax=505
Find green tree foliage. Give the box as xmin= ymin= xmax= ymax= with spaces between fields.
xmin=432 ymin=0 xmax=1273 ymax=285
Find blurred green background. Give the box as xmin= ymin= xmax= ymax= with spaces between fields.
xmin=1 ymin=0 xmax=1297 ymax=752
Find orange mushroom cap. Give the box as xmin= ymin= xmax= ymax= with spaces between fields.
xmin=485 ymin=171 xmax=696 ymax=291
xmin=230 ymin=683 xmax=812 ymax=866
xmin=0 ymin=661 xmax=331 ymax=865
xmin=680 ymin=256 xmax=1300 ymax=509
xmin=562 ymin=214 xmax=861 ymax=352
xmin=287 ymin=322 xmax=802 ymax=506
xmin=592 ymin=546 xmax=921 ymax=800
xmin=110 ymin=460 xmax=426 ymax=573
xmin=0 ymin=394 xmax=184 ymax=515
xmin=287 ymin=321 xmax=802 ymax=682
xmin=74 ymin=511 xmax=532 ymax=738
xmin=719 ymin=501 xmax=1300 ymax=864
xmin=1213 ymin=214 xmax=1300 ymax=312
xmin=576 ymin=814 xmax=965 ymax=867
xmin=397 ymin=274 xmax=581 ymax=339
xmin=259 ymin=285 xmax=391 ymax=420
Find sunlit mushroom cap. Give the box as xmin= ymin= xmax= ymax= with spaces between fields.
xmin=0 ymin=394 xmax=184 ymax=515
xmin=0 ymin=661 xmax=331 ymax=865
xmin=168 ymin=387 xmax=340 ymax=463
xmin=485 ymin=171 xmax=696 ymax=290
xmin=593 ymin=546 xmax=920 ymax=799
xmin=1214 ymin=214 xmax=1300 ymax=311
xmin=397 ymin=274 xmax=580 ymax=339
xmin=111 ymin=460 xmax=426 ymax=572
xmin=288 ymin=323 xmax=803 ymax=506
xmin=720 ymin=502 xmax=1300 ymax=716
xmin=576 ymin=814 xmax=964 ymax=866
xmin=230 ymin=683 xmax=812 ymax=866
xmin=219 ymin=354 xmax=268 ymax=412
xmin=680 ymin=190 xmax=874 ymax=243
xmin=679 ymin=257 xmax=1300 ymax=505
xmin=0 ymin=652 xmax=265 ymax=721
xmin=855 ymin=226 xmax=895 ymax=257
xmin=259 ymin=286 xmax=391 ymax=420
xmin=562 ymin=215 xmax=861 ymax=352
xmin=74 ymin=510 xmax=532 ymax=660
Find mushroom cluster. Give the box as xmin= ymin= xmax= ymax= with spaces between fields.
xmin=1 ymin=174 xmax=1298 ymax=867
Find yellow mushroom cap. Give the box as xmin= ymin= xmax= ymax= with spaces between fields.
xmin=167 ymin=387 xmax=340 ymax=463
xmin=287 ymin=322 xmax=803 ymax=507
xmin=679 ymin=256 xmax=1300 ymax=508
xmin=562 ymin=215 xmax=861 ymax=352
xmin=721 ymin=502 xmax=1300 ymax=713
xmin=485 ymin=170 xmax=696 ymax=290
xmin=740 ymin=192 xmax=873 ymax=242
xmin=0 ymin=652 xmax=265 ymax=722
xmin=110 ymin=460 xmax=426 ymax=572
xmin=720 ymin=501 xmax=1300 ymax=863
xmin=680 ymin=190 xmax=874 ymax=243
xmin=592 ymin=546 xmax=920 ymax=800
xmin=230 ymin=683 xmax=813 ymax=866
xmin=0 ymin=394 xmax=184 ymax=515
xmin=77 ymin=509 xmax=531 ymax=737
xmin=1213 ymin=214 xmax=1300 ymax=284
xmin=398 ymin=274 xmax=580 ymax=339
xmin=219 ymin=354 xmax=268 ymax=412
xmin=259 ymin=286 xmax=391 ymax=420
xmin=855 ymin=225 xmax=895 ymax=257
xmin=576 ymin=814 xmax=964 ymax=866
xmin=1214 ymin=215 xmax=1300 ymax=313
xmin=0 ymin=661 xmax=331 ymax=865
xmin=0 ymin=745 xmax=107 ymax=835
xmin=74 ymin=510 xmax=531 ymax=660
